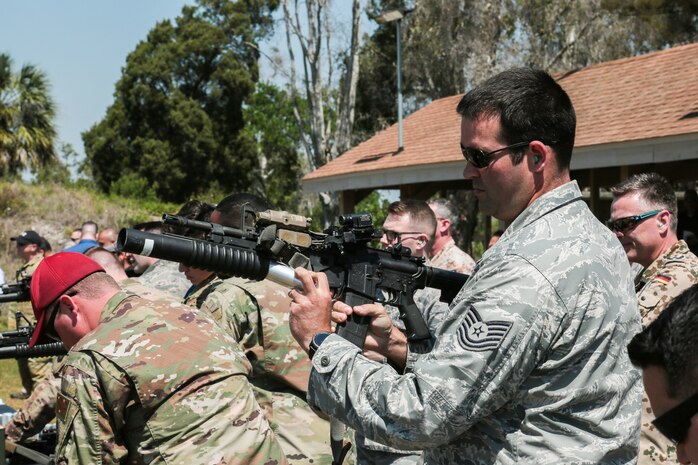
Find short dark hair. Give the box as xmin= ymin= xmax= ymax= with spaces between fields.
xmin=456 ymin=68 xmax=576 ymax=169
xmin=132 ymin=221 xmax=162 ymax=234
xmin=628 ymin=283 xmax=698 ymax=399
xmin=215 ymin=193 xmax=271 ymax=228
xmin=163 ymin=199 xmax=215 ymax=238
xmin=388 ymin=199 xmax=437 ymax=242
xmin=610 ymin=173 xmax=678 ymax=232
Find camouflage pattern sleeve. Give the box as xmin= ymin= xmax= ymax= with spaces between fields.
xmin=55 ymin=356 xmax=130 ymax=464
xmin=200 ymin=280 xmax=256 ymax=342
xmin=636 ymin=240 xmax=698 ymax=465
xmin=4 ymin=369 xmax=61 ymax=442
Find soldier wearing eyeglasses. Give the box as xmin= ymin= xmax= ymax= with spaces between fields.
xmin=288 ymin=68 xmax=641 ymax=464
xmin=628 ymin=283 xmax=698 ymax=464
xmin=610 ymin=173 xmax=698 ymax=464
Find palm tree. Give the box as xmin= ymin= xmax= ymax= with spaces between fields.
xmin=0 ymin=53 xmax=57 ymax=176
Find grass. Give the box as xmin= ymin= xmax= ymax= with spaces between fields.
xmin=0 ymin=314 xmax=25 ymax=410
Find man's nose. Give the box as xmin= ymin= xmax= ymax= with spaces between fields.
xmin=463 ymin=162 xmax=478 ymax=180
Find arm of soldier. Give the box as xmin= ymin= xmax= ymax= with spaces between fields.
xmin=305 ymin=257 xmax=558 ymax=449
xmin=55 ymin=355 xmax=130 ymax=464
xmin=201 ymin=282 xmax=259 ymax=345
xmin=4 ymin=370 xmax=61 ymax=443
xmin=332 ymin=300 xmax=408 ymax=367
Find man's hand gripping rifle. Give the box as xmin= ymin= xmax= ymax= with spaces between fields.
xmin=117 ymin=211 xmax=468 ymax=348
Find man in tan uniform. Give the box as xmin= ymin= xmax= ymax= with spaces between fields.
xmin=427 ymin=198 xmax=476 ymax=274
xmin=9 ymin=230 xmax=51 ymax=399
xmin=610 ymin=172 xmax=698 ymax=464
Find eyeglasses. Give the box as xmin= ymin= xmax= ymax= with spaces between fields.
xmin=382 ymin=229 xmax=424 ymax=243
xmin=606 ymin=210 xmax=663 ymax=233
xmin=460 ymin=141 xmax=531 ymax=169
xmin=653 ymin=390 xmax=698 ymax=444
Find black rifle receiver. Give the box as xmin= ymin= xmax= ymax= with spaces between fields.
xmin=117 ymin=211 xmax=469 ymax=348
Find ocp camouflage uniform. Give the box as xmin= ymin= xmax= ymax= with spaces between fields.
xmin=15 ymin=255 xmax=43 ymax=282
xmin=182 ymin=274 xmax=224 ymax=309
xmin=134 ymin=259 xmax=190 ymax=298
xmin=187 ymin=277 xmax=332 ymax=465
xmin=636 ymin=240 xmax=698 ymax=464
xmin=3 ymin=279 xmax=176 ymax=444
xmin=55 ymin=291 xmax=286 ymax=465
xmin=429 ymin=237 xmax=476 ymax=275
xmin=13 ymin=254 xmax=52 ymax=394
xmin=4 ymin=360 xmax=63 ymax=442
xmin=307 ymin=181 xmax=642 ymax=464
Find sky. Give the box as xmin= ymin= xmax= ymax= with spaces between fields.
xmin=0 ymin=1 xmax=197 ymax=164
xmin=1 ymin=1 xmax=372 ymax=171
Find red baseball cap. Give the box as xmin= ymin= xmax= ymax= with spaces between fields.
xmin=29 ymin=252 xmax=104 ymax=347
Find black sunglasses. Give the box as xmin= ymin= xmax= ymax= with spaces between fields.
xmin=653 ymin=390 xmax=698 ymax=444
xmin=460 ymin=141 xmax=531 ymax=169
xmin=43 ymin=301 xmax=61 ymax=342
xmin=606 ymin=210 xmax=662 ymax=233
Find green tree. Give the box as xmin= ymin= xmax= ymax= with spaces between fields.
xmin=83 ymin=0 xmax=278 ymax=203
xmin=0 ymin=53 xmax=57 ymax=176
xmin=242 ymin=82 xmax=302 ymax=211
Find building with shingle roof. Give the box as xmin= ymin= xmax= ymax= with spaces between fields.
xmin=303 ymin=42 xmax=698 ymax=218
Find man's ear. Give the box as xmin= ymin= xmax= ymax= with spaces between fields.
xmin=528 ymin=141 xmax=548 ymax=172
xmin=657 ymin=210 xmax=671 ymax=232
xmin=58 ymin=294 xmax=78 ymax=314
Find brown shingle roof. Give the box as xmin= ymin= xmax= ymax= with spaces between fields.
xmin=304 ymin=42 xmax=698 ymax=183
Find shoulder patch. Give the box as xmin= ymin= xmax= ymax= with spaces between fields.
xmin=56 ymin=392 xmax=72 ymax=423
xmin=457 ymin=306 xmax=512 ymax=352
xmin=653 ymin=274 xmax=671 ymax=284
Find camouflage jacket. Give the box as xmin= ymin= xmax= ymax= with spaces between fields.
xmin=135 ymin=259 xmax=190 ymax=298
xmin=15 ymin=255 xmax=43 ymax=281
xmin=429 ymin=238 xmax=476 ymax=275
xmin=55 ymin=291 xmax=287 ymax=465
xmin=307 ymin=181 xmax=642 ymax=464
xmin=182 ymin=274 xmax=223 ymax=309
xmin=637 ymin=240 xmax=698 ymax=325
xmin=4 ymin=280 xmax=177 ymax=445
xmin=636 ymin=240 xmax=698 ymax=464
xmin=190 ymin=278 xmax=332 ymax=465
xmin=4 ymin=359 xmax=63 ymax=443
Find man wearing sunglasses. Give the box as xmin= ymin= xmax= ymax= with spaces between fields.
xmin=628 ymin=283 xmax=698 ymax=464
xmin=610 ymin=173 xmax=698 ymax=464
xmin=288 ymin=68 xmax=641 ymax=464
xmin=27 ymin=252 xmax=287 ymax=465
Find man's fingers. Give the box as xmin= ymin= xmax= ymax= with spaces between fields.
xmin=352 ymin=303 xmax=387 ymax=317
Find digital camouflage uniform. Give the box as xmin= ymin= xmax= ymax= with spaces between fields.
xmin=429 ymin=237 xmax=476 ymax=275
xmin=307 ymin=181 xmax=642 ymax=464
xmin=4 ymin=278 xmax=179 ymax=442
xmin=55 ymin=291 xmax=286 ymax=465
xmin=635 ymin=240 xmax=698 ymax=464
xmin=186 ymin=277 xmax=332 ymax=465
xmin=360 ymin=285 xmax=446 ymax=465
xmin=134 ymin=259 xmax=190 ymax=298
